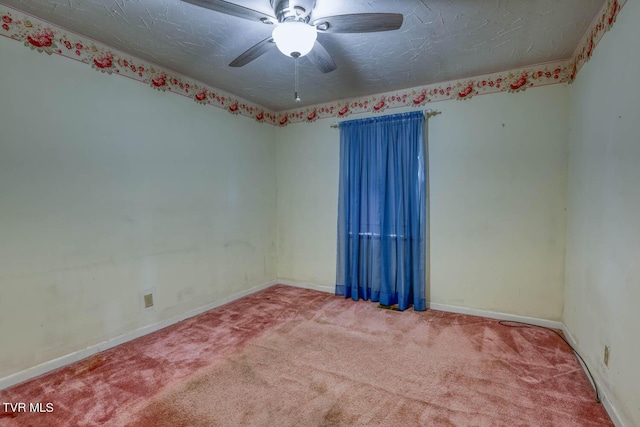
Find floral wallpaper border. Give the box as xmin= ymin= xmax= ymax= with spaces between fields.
xmin=0 ymin=5 xmax=279 ymax=125
xmin=277 ymin=0 xmax=625 ymax=125
xmin=277 ymin=60 xmax=573 ymax=126
xmin=0 ymin=0 xmax=626 ymax=127
xmin=569 ymin=0 xmax=625 ymax=80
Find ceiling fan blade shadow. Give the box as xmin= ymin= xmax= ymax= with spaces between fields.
xmin=313 ymin=13 xmax=403 ymax=33
xmin=181 ymin=0 xmax=275 ymax=23
xmin=307 ymin=41 xmax=337 ymax=73
xmin=229 ymin=37 xmax=275 ymax=67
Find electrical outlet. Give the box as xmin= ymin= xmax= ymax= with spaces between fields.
xmin=143 ymin=293 xmax=154 ymax=309
xmin=604 ymin=345 xmax=610 ymax=367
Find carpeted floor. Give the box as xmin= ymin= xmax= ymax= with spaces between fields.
xmin=0 ymin=285 xmax=613 ymax=426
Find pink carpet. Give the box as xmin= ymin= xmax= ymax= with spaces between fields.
xmin=0 ymin=285 xmax=612 ymax=426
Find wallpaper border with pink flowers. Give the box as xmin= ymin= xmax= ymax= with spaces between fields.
xmin=0 ymin=0 xmax=625 ymax=127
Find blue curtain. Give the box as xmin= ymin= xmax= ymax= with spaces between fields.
xmin=335 ymin=111 xmax=426 ymax=311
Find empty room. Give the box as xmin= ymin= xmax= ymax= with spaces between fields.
xmin=0 ymin=0 xmax=638 ymax=425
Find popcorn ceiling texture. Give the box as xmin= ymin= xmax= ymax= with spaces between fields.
xmin=0 ymin=0 xmax=625 ymax=124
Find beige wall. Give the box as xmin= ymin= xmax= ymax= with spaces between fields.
xmin=276 ymin=119 xmax=340 ymax=286
xmin=0 ymin=36 xmax=277 ymax=378
xmin=564 ymin=1 xmax=640 ymax=424
xmin=277 ymin=85 xmax=569 ymax=320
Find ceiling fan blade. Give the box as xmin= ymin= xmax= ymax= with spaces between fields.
xmin=313 ymin=13 xmax=403 ymax=33
xmin=181 ymin=0 xmax=275 ymax=23
xmin=306 ymin=41 xmax=337 ymax=73
xmin=229 ymin=37 xmax=276 ymax=67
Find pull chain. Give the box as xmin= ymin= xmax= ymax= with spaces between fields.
xmin=294 ymin=57 xmax=301 ymax=103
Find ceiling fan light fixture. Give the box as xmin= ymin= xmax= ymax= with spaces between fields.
xmin=272 ymin=21 xmax=317 ymax=58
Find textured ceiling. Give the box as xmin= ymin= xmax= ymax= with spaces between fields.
xmin=1 ymin=0 xmax=605 ymax=111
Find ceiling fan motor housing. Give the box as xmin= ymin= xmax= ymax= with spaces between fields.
xmin=187 ymin=0 xmax=400 ymax=75
xmin=270 ymin=0 xmax=316 ymax=23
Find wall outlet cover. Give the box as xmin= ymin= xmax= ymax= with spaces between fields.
xmin=143 ymin=293 xmax=154 ymax=308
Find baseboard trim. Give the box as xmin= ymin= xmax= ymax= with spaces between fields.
xmin=0 ymin=280 xmax=278 ymax=391
xmin=276 ymin=282 xmax=564 ymax=330
xmin=275 ymin=279 xmax=335 ymax=294
xmin=427 ymin=302 xmax=563 ymax=329
xmin=561 ymin=325 xmax=629 ymax=427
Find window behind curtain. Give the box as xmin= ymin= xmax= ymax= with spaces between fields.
xmin=335 ymin=111 xmax=427 ymax=311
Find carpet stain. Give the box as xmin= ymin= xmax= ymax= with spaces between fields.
xmin=310 ymin=380 xmax=328 ymax=395
xmin=183 ymin=374 xmax=210 ymax=392
xmin=322 ymin=403 xmax=356 ymax=426
xmin=71 ymin=354 xmax=106 ymax=376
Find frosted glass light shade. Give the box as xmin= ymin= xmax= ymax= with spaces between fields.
xmin=272 ymin=22 xmax=317 ymax=57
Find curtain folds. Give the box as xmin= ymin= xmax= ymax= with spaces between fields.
xmin=335 ymin=111 xmax=427 ymax=311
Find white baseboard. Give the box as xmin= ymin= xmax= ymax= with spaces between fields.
xmin=277 ymin=282 xmax=564 ymax=330
xmin=0 ymin=280 xmax=278 ymax=391
xmin=561 ymin=325 xmax=629 ymax=427
xmin=275 ymin=279 xmax=335 ymax=294
xmin=427 ymin=302 xmax=563 ymax=329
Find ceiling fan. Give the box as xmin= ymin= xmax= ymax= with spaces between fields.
xmin=181 ymin=0 xmax=404 ymax=74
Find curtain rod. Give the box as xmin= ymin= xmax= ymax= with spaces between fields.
xmin=329 ymin=109 xmax=441 ymax=129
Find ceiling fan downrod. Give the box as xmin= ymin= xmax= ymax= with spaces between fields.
xmin=293 ymin=53 xmax=301 ymax=103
